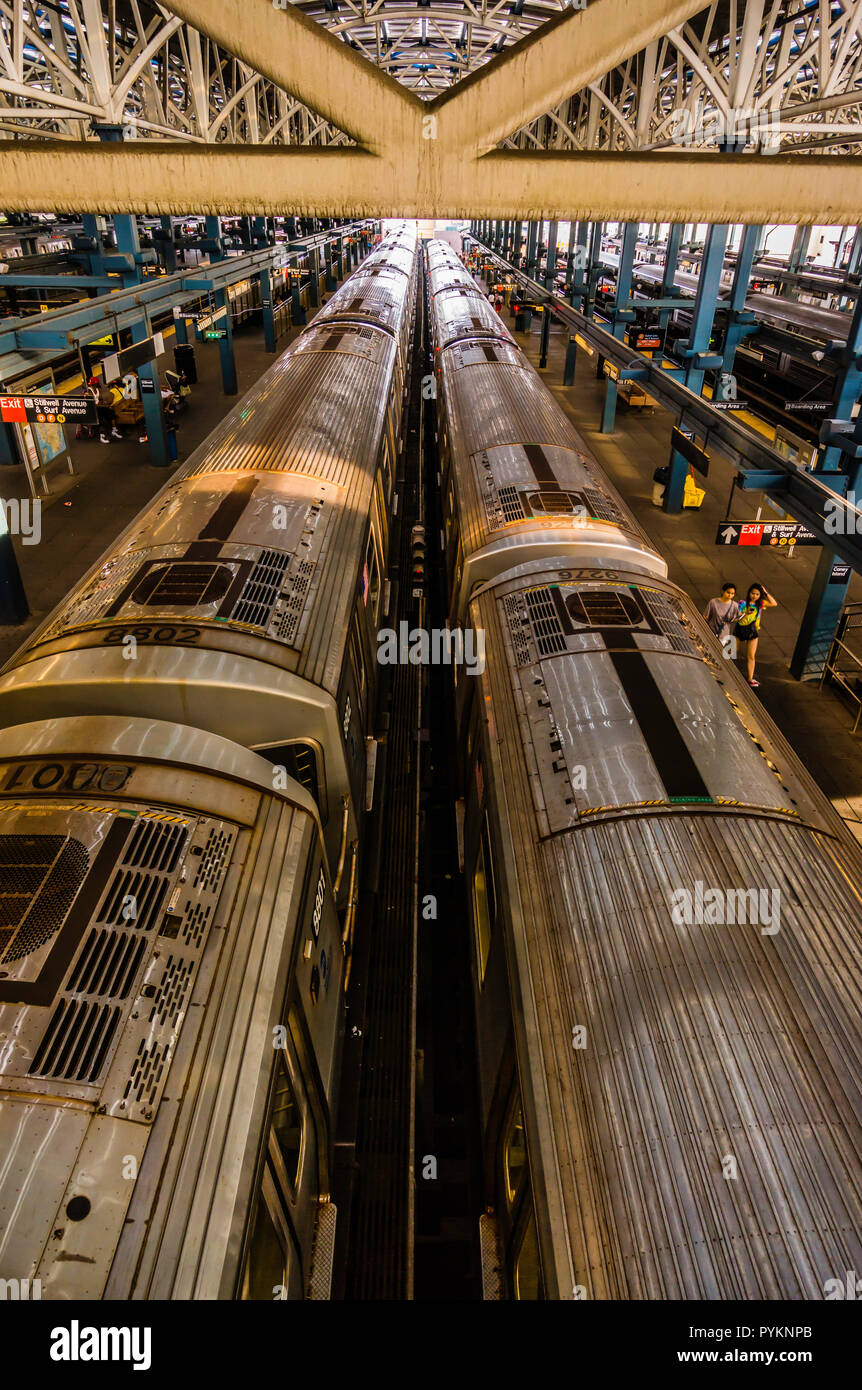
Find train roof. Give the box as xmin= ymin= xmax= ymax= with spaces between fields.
xmin=428 ymin=261 xmax=477 ymax=297
xmin=473 ymin=563 xmax=826 ymax=831
xmin=0 ymin=714 xmax=319 ymax=822
xmin=358 ymin=244 xmax=416 ymax=278
xmin=178 ymin=319 xmax=396 ymax=481
xmin=431 ymin=284 xmax=515 ymax=350
xmin=470 ymin=562 xmax=862 ymax=1297
xmin=6 ymin=316 xmax=401 ymax=691
xmin=440 ymin=338 xmax=589 ymax=455
xmin=313 ymin=265 xmax=410 ymax=336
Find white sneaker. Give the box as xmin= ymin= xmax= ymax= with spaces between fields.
xmin=111 ymin=427 xmax=122 ymax=438
xmin=139 ymin=434 xmax=148 ymax=443
xmin=100 ymin=435 xmax=110 ymax=444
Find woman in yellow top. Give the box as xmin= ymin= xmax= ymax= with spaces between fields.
xmin=734 ymin=582 xmax=777 ymax=688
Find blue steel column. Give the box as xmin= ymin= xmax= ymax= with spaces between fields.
xmin=128 ymin=315 xmax=170 ymax=464
xmin=308 ymin=246 xmax=320 ymax=308
xmin=721 ymin=224 xmax=760 ymax=377
xmin=108 ymin=200 xmax=170 ymax=466
xmin=781 ymin=225 xmax=811 ymax=298
xmin=562 ymin=223 xmax=589 ymax=385
xmin=204 ymin=215 xmax=238 ymax=397
xmin=324 ymin=237 xmax=336 ymax=292
xmin=213 ymin=285 xmax=238 ymax=394
xmin=568 ymin=222 xmax=589 ymax=307
xmin=544 ymin=220 xmax=558 ymax=291
xmin=585 ymin=223 xmax=603 ymax=318
xmin=789 ymin=535 xmax=860 ymax=680
xmin=159 ymin=217 xmax=177 ymax=273
xmin=290 ymin=265 xmax=306 ymax=327
xmin=511 ymin=220 xmax=523 ymax=268
xmin=789 ymin=292 xmax=862 ymax=677
xmin=260 ymin=267 xmax=277 ymax=353
xmin=525 ymin=222 xmax=539 ymax=278
xmin=564 ymin=221 xmax=577 ymax=292
xmin=539 ymin=306 xmax=552 ymax=369
xmin=601 ymin=221 xmax=637 ymax=433
xmin=663 ymin=223 xmax=730 ymax=511
xmin=658 ymin=223 xmax=683 ymax=331
xmin=679 ymin=222 xmax=729 ymax=395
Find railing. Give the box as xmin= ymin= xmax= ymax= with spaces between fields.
xmin=821 ymin=602 xmax=862 ymax=733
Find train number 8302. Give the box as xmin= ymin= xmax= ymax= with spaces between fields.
xmin=102 ymin=625 xmax=202 ymax=645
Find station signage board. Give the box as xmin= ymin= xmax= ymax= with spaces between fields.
xmin=0 ymin=393 xmax=94 ymax=424
xmin=716 ymin=521 xmax=818 ymax=547
xmin=102 ymin=332 xmax=165 ymax=384
xmin=625 ymin=326 xmax=664 ymax=351
xmin=195 ymin=308 xmax=227 ymax=332
xmin=672 ymin=425 xmax=710 ymax=477
xmin=603 ymin=361 xmax=620 ymax=381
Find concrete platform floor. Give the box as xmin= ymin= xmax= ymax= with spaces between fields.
xmin=516 ymin=313 xmax=862 ymax=840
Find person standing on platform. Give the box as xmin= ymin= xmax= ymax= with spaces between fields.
xmin=734 ymin=583 xmax=777 ymax=688
xmin=704 ymin=583 xmax=739 ymax=645
xmin=90 ymin=375 xmax=121 ymax=444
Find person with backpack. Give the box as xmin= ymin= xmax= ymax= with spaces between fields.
xmin=88 ymin=374 xmax=121 ymax=444
xmin=734 ymin=582 xmax=777 ymax=688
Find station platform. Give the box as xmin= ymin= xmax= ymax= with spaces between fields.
xmin=516 ymin=312 xmax=862 ymax=841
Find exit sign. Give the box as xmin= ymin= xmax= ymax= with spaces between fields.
xmin=205 ymin=329 xmax=227 ymax=340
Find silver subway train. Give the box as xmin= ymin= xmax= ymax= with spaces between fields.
xmin=0 ymin=224 xmax=418 ymax=1299
xmin=427 ymin=239 xmax=862 ymax=1301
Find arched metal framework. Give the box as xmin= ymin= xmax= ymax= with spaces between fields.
xmin=1 ymin=1 xmax=860 ymax=155
xmin=0 ymin=0 xmax=352 ymax=143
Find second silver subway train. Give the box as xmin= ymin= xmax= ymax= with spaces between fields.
xmin=427 ymin=237 xmax=862 ymax=1302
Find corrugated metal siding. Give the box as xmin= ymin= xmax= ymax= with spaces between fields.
xmin=429 ymin=264 xmax=476 ymax=297
xmin=478 ymin=589 xmax=862 ymax=1299
xmin=540 ymin=816 xmax=862 ymax=1299
xmin=445 ymin=360 xmax=582 ymax=459
xmin=179 ymin=338 xmax=394 ymax=488
xmin=315 ymin=272 xmax=408 ymax=335
xmin=443 ymin=355 xmax=655 ymax=560
xmin=432 ymin=289 xmax=514 ymax=349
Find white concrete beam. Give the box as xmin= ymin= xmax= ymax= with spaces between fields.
xmin=3 ymin=139 xmax=862 ymax=225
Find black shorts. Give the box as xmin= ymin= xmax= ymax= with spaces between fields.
xmin=734 ymin=626 xmax=759 ymax=643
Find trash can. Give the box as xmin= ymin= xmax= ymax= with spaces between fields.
xmin=652 ymin=465 xmax=669 ymax=506
xmin=174 ymin=341 xmax=197 ymax=385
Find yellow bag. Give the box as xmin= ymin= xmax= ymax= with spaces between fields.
xmin=683 ymin=466 xmax=705 ymax=509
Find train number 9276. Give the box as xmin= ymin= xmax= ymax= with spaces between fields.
xmin=102 ymin=625 xmax=202 ymax=645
